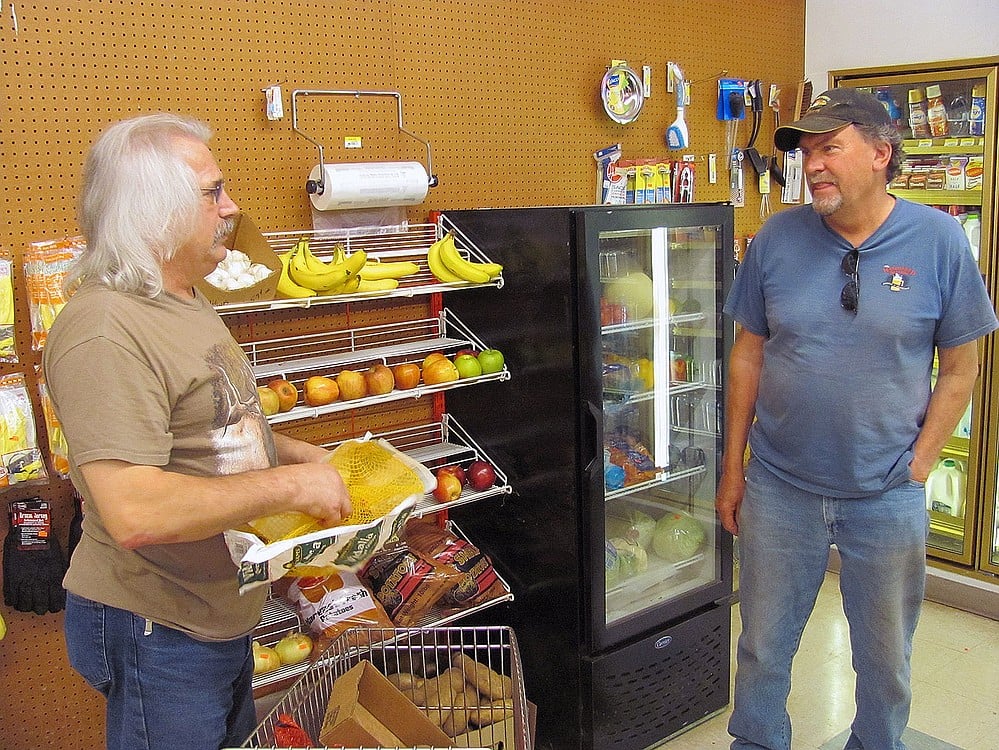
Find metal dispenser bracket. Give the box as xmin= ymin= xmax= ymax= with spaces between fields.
xmin=291 ymin=89 xmax=438 ymax=197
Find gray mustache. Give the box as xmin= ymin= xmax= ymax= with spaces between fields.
xmin=214 ymin=218 xmax=236 ymax=244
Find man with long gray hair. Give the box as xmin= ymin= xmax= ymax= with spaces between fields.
xmin=43 ymin=113 xmax=351 ymax=750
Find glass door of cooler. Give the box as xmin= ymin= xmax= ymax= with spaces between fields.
xmin=580 ymin=205 xmax=733 ymax=652
xmin=832 ymin=59 xmax=998 ymax=567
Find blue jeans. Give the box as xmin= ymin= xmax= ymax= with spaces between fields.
xmin=729 ymin=459 xmax=928 ymax=750
xmin=64 ymin=593 xmax=258 ymax=750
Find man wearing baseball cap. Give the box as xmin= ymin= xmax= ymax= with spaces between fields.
xmin=717 ymin=87 xmax=997 ymax=750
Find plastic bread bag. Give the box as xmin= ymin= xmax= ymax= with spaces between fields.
xmin=0 ymin=247 xmax=16 ymax=363
xmin=274 ymin=568 xmax=394 ymax=648
xmin=0 ymin=373 xmax=48 ymax=487
xmin=23 ymin=237 xmax=85 ymax=351
xmin=225 ymin=434 xmax=435 ymax=595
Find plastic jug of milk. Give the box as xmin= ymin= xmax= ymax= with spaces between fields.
xmin=924 ymin=458 xmax=966 ymax=517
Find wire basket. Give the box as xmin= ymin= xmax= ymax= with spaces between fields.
xmin=242 ymin=626 xmax=531 ymax=750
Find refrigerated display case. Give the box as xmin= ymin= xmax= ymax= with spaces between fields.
xmin=831 ymin=57 xmax=998 ymax=570
xmin=441 ymin=203 xmax=735 ymax=750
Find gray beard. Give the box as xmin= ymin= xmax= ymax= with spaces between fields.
xmin=214 ymin=217 xmax=236 ymax=244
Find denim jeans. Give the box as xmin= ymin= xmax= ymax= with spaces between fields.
xmin=64 ymin=592 xmax=257 ymax=750
xmin=729 ymin=459 xmax=928 ymax=750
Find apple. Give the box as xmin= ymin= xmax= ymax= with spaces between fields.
xmin=273 ymin=632 xmax=313 ymax=666
xmin=455 ymin=348 xmax=479 ymax=358
xmin=303 ymin=375 xmax=339 ymax=406
xmin=256 ymin=385 xmax=281 ymax=416
xmin=422 ymin=357 xmax=459 ymax=385
xmin=439 ymin=464 xmax=467 ymax=486
xmin=267 ymin=378 xmax=299 ymax=412
xmin=467 ymin=460 xmax=497 ymax=491
xmin=252 ymin=640 xmax=281 ymax=675
xmin=477 ymin=349 xmax=505 ymax=375
xmin=336 ymin=369 xmax=367 ymax=400
xmin=422 ymin=351 xmax=448 ymax=371
xmin=453 ymin=353 xmax=483 ymax=379
xmin=392 ymin=362 xmax=421 ymax=390
xmin=433 ymin=468 xmax=463 ymax=502
xmin=364 ymin=363 xmax=395 ymax=395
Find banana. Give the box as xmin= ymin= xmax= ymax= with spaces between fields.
xmin=275 ymin=250 xmax=317 ymax=299
xmin=359 ymin=260 xmax=420 ymax=281
xmin=356 ymin=277 xmax=400 ymax=292
xmin=427 ymin=233 xmax=466 ymax=283
xmin=335 ymin=275 xmax=362 ymax=294
xmin=0 ymin=610 xmax=6 ymax=640
xmin=438 ymin=234 xmax=493 ymax=284
xmin=289 ymin=243 xmax=368 ymax=293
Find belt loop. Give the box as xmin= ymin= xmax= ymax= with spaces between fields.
xmin=143 ymin=619 xmax=153 ymax=636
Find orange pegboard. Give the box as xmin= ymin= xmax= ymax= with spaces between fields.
xmin=0 ymin=2 xmax=804 ymax=747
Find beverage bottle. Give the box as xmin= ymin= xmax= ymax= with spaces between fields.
xmin=969 ymin=84 xmax=986 ymax=136
xmin=964 ymin=212 xmax=981 ymax=262
xmin=874 ymin=87 xmax=902 ymax=129
xmin=924 ymin=458 xmax=966 ymax=516
xmin=908 ymin=89 xmax=931 ymax=138
xmin=926 ymin=84 xmax=949 ymax=137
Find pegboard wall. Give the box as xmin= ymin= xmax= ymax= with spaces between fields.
xmin=0 ymin=1 xmax=804 ymax=747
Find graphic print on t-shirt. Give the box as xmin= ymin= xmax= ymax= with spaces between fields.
xmin=882 ymin=264 xmax=914 ymax=292
xmin=207 ymin=338 xmax=276 ymax=475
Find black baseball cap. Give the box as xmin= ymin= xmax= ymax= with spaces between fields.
xmin=774 ymin=87 xmax=892 ymax=152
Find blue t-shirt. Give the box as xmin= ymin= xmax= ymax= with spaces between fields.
xmin=724 ymin=198 xmax=998 ymax=497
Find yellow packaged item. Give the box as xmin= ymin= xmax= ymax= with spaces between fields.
xmin=0 ymin=373 xmax=48 ymax=486
xmin=23 ymin=237 xmax=85 ymax=351
xmin=35 ymin=366 xmax=70 ymax=478
xmin=0 ymin=247 xmax=16 ymax=363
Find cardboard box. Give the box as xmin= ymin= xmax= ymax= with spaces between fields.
xmin=195 ymin=214 xmax=280 ymax=305
xmin=318 ymin=661 xmax=453 ymax=748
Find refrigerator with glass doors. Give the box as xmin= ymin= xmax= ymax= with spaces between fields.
xmin=441 ymin=203 xmax=735 ymax=750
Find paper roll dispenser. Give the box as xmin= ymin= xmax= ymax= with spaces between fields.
xmin=292 ymin=89 xmax=438 ymax=202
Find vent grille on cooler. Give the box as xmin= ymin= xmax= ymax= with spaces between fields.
xmin=587 ymin=605 xmax=731 ymax=750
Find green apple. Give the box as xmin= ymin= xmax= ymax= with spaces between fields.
xmin=477 ymin=348 xmax=505 ymax=375
xmin=453 ymin=353 xmax=483 ymax=378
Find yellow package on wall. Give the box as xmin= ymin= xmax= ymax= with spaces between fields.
xmin=0 ymin=373 xmax=48 ymax=487
xmin=35 ymin=366 xmax=70 ymax=479
xmin=0 ymin=247 xmax=16 ymax=363
xmin=23 ymin=237 xmax=85 ymax=351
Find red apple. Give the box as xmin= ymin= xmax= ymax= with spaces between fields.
xmin=467 ymin=460 xmax=497 ymax=491
xmin=392 ymin=362 xmax=421 ymax=390
xmin=433 ymin=468 xmax=463 ymax=502
xmin=267 ymin=378 xmax=299 ymax=412
xmin=439 ymin=465 xmax=467 ymax=486
xmin=303 ymin=375 xmax=339 ymax=406
xmin=364 ymin=363 xmax=395 ymax=395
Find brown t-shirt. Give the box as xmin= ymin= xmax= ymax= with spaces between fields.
xmin=42 ymin=282 xmax=273 ymax=640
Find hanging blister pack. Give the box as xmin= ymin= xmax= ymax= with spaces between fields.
xmin=781 ymin=149 xmax=803 ymax=204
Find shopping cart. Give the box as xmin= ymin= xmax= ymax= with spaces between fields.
xmin=241 ymin=626 xmax=532 ymax=750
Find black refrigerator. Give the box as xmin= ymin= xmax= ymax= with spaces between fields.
xmin=442 ymin=203 xmax=736 ymax=750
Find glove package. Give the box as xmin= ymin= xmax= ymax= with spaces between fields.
xmin=3 ymin=498 xmax=67 ymax=615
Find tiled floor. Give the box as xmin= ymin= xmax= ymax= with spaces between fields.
xmin=656 ymin=572 xmax=999 ymax=750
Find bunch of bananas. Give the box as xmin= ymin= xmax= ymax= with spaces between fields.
xmin=276 ymin=240 xmax=421 ymax=299
xmin=427 ymin=232 xmax=503 ymax=284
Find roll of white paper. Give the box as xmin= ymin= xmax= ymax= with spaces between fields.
xmin=308 ymin=161 xmax=430 ymax=210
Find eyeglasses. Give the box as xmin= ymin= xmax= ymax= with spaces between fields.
xmin=840 ymin=247 xmax=859 ymax=313
xmin=200 ymin=181 xmax=225 ymax=204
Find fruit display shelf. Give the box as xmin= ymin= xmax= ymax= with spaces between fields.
xmin=243 ymin=310 xmax=511 ymax=424
xmin=215 ymin=222 xmax=504 ymax=315
xmin=251 ymin=417 xmax=514 ymax=695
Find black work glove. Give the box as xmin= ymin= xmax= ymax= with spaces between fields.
xmin=3 ymin=498 xmax=67 ymax=615
xmin=67 ymin=493 xmax=84 ymax=561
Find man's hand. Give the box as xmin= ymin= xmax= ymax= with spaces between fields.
xmin=715 ymin=468 xmax=745 ymax=536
